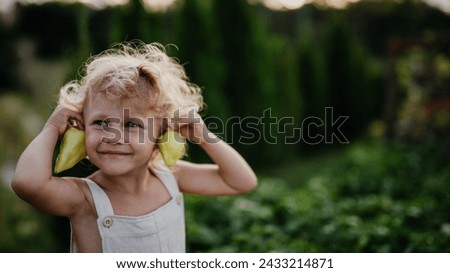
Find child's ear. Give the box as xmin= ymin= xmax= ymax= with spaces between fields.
xmin=54 ymin=127 xmax=87 ymax=174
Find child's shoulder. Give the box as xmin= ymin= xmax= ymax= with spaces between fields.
xmin=60 ymin=176 xmax=98 ymax=216
xmin=60 ymin=176 xmax=92 ymax=196
xmin=54 ymin=176 xmax=95 ymax=199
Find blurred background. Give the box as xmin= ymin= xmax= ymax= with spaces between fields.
xmin=0 ymin=0 xmax=449 ymax=252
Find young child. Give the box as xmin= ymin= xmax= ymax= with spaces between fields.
xmin=11 ymin=42 xmax=257 ymax=253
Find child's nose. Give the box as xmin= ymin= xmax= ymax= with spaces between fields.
xmin=101 ymin=123 xmax=126 ymax=144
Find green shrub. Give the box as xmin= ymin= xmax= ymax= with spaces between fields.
xmin=185 ymin=141 xmax=450 ymax=252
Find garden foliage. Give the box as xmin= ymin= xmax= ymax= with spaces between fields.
xmin=185 ymin=142 xmax=450 ymax=252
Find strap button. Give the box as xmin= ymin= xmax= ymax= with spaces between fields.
xmin=103 ymin=217 xmax=113 ymax=228
xmin=176 ymin=194 xmax=183 ymax=205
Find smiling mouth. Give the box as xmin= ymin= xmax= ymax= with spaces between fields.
xmin=98 ymin=151 xmax=131 ymax=156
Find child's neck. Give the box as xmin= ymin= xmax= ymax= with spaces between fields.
xmin=90 ymin=166 xmax=154 ymax=195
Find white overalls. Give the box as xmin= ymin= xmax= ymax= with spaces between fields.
xmin=70 ymin=170 xmax=186 ymax=253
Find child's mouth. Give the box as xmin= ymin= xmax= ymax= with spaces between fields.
xmin=98 ymin=150 xmax=131 ymax=156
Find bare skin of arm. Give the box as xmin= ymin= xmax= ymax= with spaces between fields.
xmin=11 ymin=106 xmax=86 ymax=217
xmin=173 ymin=114 xmax=257 ymax=196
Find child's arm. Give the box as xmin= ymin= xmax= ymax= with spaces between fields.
xmin=11 ymin=106 xmax=86 ymax=216
xmin=174 ymin=115 xmax=257 ymax=196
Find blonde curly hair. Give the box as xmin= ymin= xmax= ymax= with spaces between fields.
xmin=58 ymin=41 xmax=204 ymax=169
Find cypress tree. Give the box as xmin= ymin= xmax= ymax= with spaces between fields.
xmin=175 ymin=0 xmax=230 ymax=120
xmin=212 ymin=0 xmax=278 ymax=166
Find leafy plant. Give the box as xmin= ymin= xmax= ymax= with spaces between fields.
xmin=185 ymin=141 xmax=450 ymax=252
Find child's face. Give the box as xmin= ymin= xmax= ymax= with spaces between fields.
xmin=83 ymin=94 xmax=161 ymax=176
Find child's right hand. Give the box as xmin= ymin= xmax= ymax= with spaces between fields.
xmin=44 ymin=105 xmax=84 ymax=136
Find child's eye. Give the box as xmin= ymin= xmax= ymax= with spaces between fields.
xmin=125 ymin=121 xmax=140 ymax=128
xmin=94 ymin=120 xmax=108 ymax=127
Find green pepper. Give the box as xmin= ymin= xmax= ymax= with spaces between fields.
xmin=158 ymin=131 xmax=186 ymax=167
xmin=54 ymin=128 xmax=86 ymax=173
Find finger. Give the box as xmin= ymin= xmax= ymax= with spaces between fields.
xmin=68 ymin=119 xmax=85 ymax=131
xmin=65 ymin=109 xmax=85 ymax=130
xmin=169 ymin=116 xmax=202 ymax=127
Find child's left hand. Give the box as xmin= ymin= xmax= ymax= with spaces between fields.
xmin=170 ymin=112 xmax=212 ymax=144
xmin=169 ymin=111 xmax=257 ymax=196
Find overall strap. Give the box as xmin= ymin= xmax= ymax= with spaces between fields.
xmin=83 ymin=178 xmax=115 ymax=217
xmin=152 ymin=169 xmax=180 ymax=198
